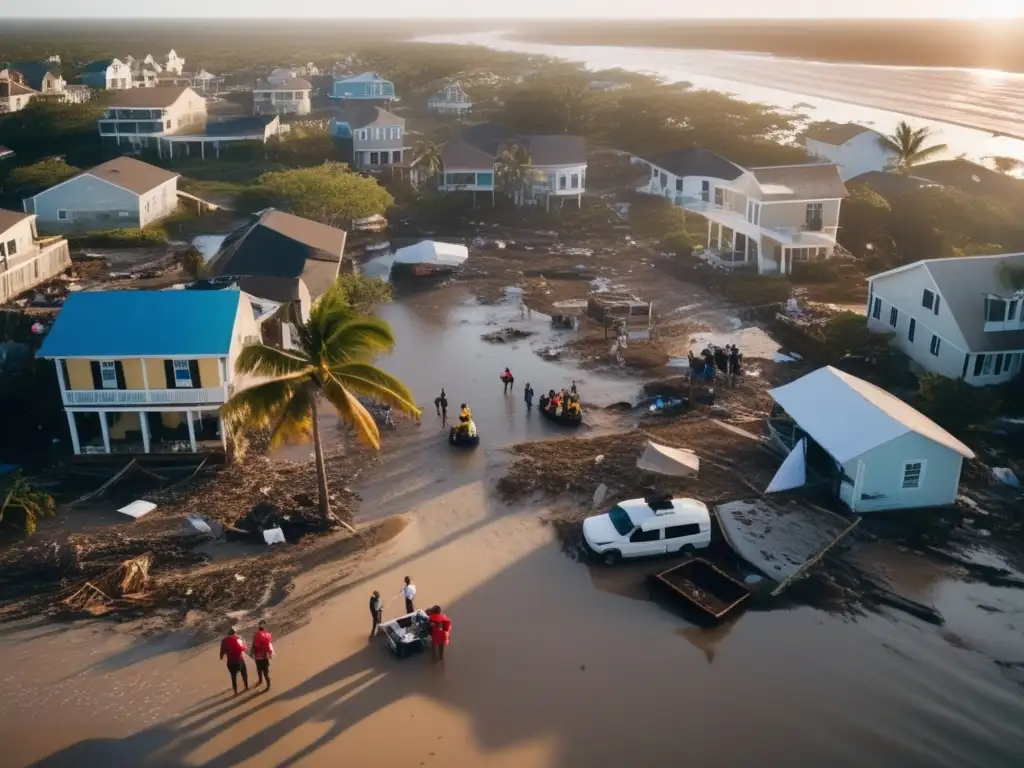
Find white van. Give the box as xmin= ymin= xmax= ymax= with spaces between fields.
xmin=582 ymin=495 xmax=712 ymax=565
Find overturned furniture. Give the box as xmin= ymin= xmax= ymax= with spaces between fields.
xmin=652 ymin=558 xmax=750 ymax=622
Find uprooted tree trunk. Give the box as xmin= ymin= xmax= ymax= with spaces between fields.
xmin=310 ymin=395 xmax=358 ymax=534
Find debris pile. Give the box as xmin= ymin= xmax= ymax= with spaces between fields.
xmin=481 ymin=327 xmax=536 ymax=343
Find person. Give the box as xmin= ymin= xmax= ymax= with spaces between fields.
xmin=369 ymin=590 xmax=383 ymax=639
xmin=427 ymin=605 xmax=452 ymax=662
xmin=570 ymin=380 xmax=577 ymax=396
xmin=502 ymin=367 xmax=514 ymax=393
xmin=402 ymin=576 xmax=416 ymax=614
xmin=459 ymin=403 xmax=472 ymax=424
xmin=435 ymin=389 xmax=448 ymax=425
xmin=523 ymin=383 xmax=534 ymax=409
xmin=219 ymin=627 xmax=249 ymax=696
xmin=251 ymin=621 xmax=274 ymax=691
xmin=550 ymin=391 xmax=561 ymax=412
xmin=729 ymin=345 xmax=742 ymax=377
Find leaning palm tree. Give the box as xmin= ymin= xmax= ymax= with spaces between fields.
xmin=0 ymin=471 xmax=55 ymax=535
xmin=221 ymin=285 xmax=420 ymax=530
xmin=879 ymin=121 xmax=948 ymax=175
xmin=413 ymin=139 xmax=443 ymax=188
xmin=988 ymin=156 xmax=1023 ymax=176
xmin=495 ymin=141 xmax=533 ymax=206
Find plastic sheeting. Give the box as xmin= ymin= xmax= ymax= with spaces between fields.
xmin=766 ymin=439 xmax=807 ymax=493
xmin=393 ymin=240 xmax=468 ymax=267
xmin=118 ymin=500 xmax=157 ymax=519
xmin=636 ymin=441 xmax=700 ymax=477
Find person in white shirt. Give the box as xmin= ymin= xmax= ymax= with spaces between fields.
xmin=402 ymin=576 xmax=417 ymax=613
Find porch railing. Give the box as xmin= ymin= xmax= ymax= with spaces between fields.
xmin=63 ymin=387 xmax=226 ymax=407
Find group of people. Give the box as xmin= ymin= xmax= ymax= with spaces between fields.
xmin=542 ymin=381 xmax=581 ymax=417
xmin=369 ymin=576 xmax=453 ymax=662
xmin=219 ymin=621 xmax=275 ymax=696
xmin=435 ymin=388 xmax=478 ymax=438
xmin=688 ymin=344 xmax=743 ymax=382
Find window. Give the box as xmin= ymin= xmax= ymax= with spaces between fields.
xmin=630 ymin=527 xmax=660 ymax=543
xmin=805 ymin=202 xmax=824 ymax=229
xmin=570 ymin=173 xmax=579 ymax=189
xmin=974 ymin=354 xmax=986 ymax=377
xmin=607 ymin=505 xmax=634 ymax=537
xmin=172 ymin=359 xmax=193 ymax=388
xmin=659 ymin=172 xmax=667 ymax=187
xmin=651 ymin=166 xmax=658 ymax=179
xmin=922 ymin=289 xmax=934 ymax=310
xmin=872 ymin=297 xmax=881 ymax=320
xmin=369 ymin=151 xmax=379 ymax=165
xmin=58 ymin=210 xmax=69 ymax=221
xmin=675 ymin=178 xmax=683 ymax=192
xmin=889 ymin=306 xmax=898 ymax=328
xmin=982 ymin=355 xmax=994 ymax=375
xmin=908 ymin=318 xmax=916 ymax=342
xmin=665 ymin=523 xmax=701 ymax=539
xmin=1010 ymin=300 xmax=1018 ymax=321
xmin=986 ymin=297 xmax=1007 ymax=323
xmin=701 ymin=180 xmax=710 ymax=202
xmin=99 ymin=361 xmax=118 ymax=389
xmin=929 ymin=335 xmax=941 ymax=356
xmin=165 ymin=119 xmax=171 ymax=129
xmin=714 ymin=188 xmax=724 ymax=206
xmin=934 ymin=295 xmax=940 ymax=315
xmin=901 ymin=461 xmax=925 ymax=490
xmin=389 ymin=126 xmax=400 ymax=139
xmin=6 ymin=239 xmax=15 ymax=256
xmin=392 ymin=150 xmax=401 ymax=164
xmin=994 ymin=354 xmax=1005 ymax=376
xmin=1010 ymin=353 xmax=1021 ymax=374
xmin=357 ymin=129 xmax=368 ymax=141
xmin=559 ymin=175 xmax=567 ymax=189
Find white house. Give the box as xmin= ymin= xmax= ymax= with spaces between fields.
xmin=24 ymin=156 xmax=179 ymax=233
xmin=97 ymin=86 xmax=207 ymax=152
xmin=803 ymin=123 xmax=897 ymax=181
xmin=635 ymin=147 xmax=848 ymax=275
xmin=0 ymin=209 xmax=71 ymax=303
xmin=165 ymin=49 xmax=185 ymax=76
xmin=768 ymin=366 xmax=975 ymax=512
xmin=253 ymin=78 xmax=312 ymax=116
xmin=0 ymin=75 xmax=39 ymax=113
xmin=80 ymin=58 xmax=134 ymax=90
xmin=867 ymin=253 xmax=1024 ymax=386
xmin=428 ymin=82 xmax=472 ymax=115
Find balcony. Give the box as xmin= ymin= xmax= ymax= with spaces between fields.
xmin=698 ymin=247 xmax=753 ymax=270
xmin=63 ymin=387 xmax=227 ymax=407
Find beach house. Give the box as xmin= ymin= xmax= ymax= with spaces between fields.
xmin=329 ymin=105 xmax=407 ymax=170
xmin=803 ymin=123 xmax=896 ymax=180
xmin=428 ymin=82 xmax=472 ymax=115
xmin=331 ymin=72 xmax=395 ymax=104
xmin=0 ymin=209 xmax=71 ymax=304
xmin=97 ymin=86 xmax=207 ymax=152
xmin=253 ymin=77 xmax=312 ymax=116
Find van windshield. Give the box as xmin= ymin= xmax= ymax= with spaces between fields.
xmin=607 ymin=505 xmax=634 ymax=537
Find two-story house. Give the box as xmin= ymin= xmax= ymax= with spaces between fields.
xmin=165 ymin=50 xmax=185 ymax=76
xmin=2 ymin=62 xmax=65 ymax=99
xmin=437 ymin=140 xmax=497 ymax=203
xmin=636 ymin=147 xmax=848 ymax=274
xmin=97 ymin=86 xmax=207 ymax=152
xmin=253 ymin=78 xmax=312 ymax=116
xmin=124 ymin=56 xmax=160 ymax=89
xmin=24 ymin=156 xmax=179 ymax=233
xmin=0 ymin=74 xmax=38 ymax=113
xmin=428 ymin=82 xmax=472 ymax=116
xmin=867 ymin=253 xmax=1024 ymax=386
xmin=80 ymin=58 xmax=133 ymax=90
xmin=0 ymin=209 xmax=71 ymax=303
xmin=329 ymin=105 xmax=406 ymax=169
xmin=331 ymin=72 xmax=395 ymax=104
xmin=37 ymin=289 xmax=263 ymax=457
xmin=803 ymin=123 xmax=897 ymax=181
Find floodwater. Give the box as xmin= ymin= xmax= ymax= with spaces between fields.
xmin=3 ymin=289 xmax=1024 ymax=766
xmin=417 ymin=31 xmax=1024 ymax=166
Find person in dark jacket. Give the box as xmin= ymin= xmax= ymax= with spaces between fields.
xmin=524 ymin=383 xmax=534 ymax=409
xmin=369 ymin=590 xmax=383 ymax=639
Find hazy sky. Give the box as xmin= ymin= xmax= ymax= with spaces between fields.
xmin=6 ymin=1 xmax=1024 ymax=19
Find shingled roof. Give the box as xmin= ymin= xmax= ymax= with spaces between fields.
xmin=750 ymin=163 xmax=848 ymax=201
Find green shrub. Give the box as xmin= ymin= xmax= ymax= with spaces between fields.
xmin=820 ymin=311 xmax=891 ymax=357
xmin=791 ymin=260 xmax=841 ymax=283
xmin=67 ymin=227 xmax=169 ymax=248
xmin=916 ymin=373 xmax=1001 ymax=432
xmin=661 ymin=230 xmax=695 ymax=257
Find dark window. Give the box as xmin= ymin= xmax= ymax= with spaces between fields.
xmin=922 ymin=289 xmax=934 ymax=310
xmin=701 ymin=180 xmax=710 ymax=202
xmin=889 ymin=307 xmax=898 ymax=327
xmin=392 ymin=150 xmax=401 ymax=164
xmin=1009 ymin=300 xmax=1018 ymax=320
xmin=930 ymin=335 xmax=941 ymax=356
xmin=675 ymin=178 xmax=683 ymax=192
xmin=369 ymin=152 xmax=379 ymax=165
xmin=714 ymin=188 xmax=724 ymax=206
xmin=974 ymin=354 xmax=985 ymax=377
xmin=660 ymin=172 xmax=667 ymax=186
xmin=629 ymin=527 xmax=660 ymax=543
xmin=995 ymin=354 xmax=1004 ymax=375
xmin=908 ymin=318 xmax=916 ymax=342
xmin=987 ymin=297 xmax=1007 ymax=322
xmin=6 ymin=239 xmax=15 ymax=256
xmin=872 ymin=298 xmax=881 ymax=319
xmin=665 ymin=523 xmax=702 ymax=539
xmin=934 ymin=295 xmax=941 ymax=314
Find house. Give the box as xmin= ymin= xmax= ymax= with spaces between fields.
xmin=0 ymin=209 xmax=71 ymax=303
xmin=206 ymin=208 xmax=347 ymax=311
xmin=437 ymin=140 xmax=497 ymax=202
xmin=768 ymin=365 xmax=974 ymax=512
xmin=803 ymin=123 xmax=896 ymax=181
xmin=331 ymin=72 xmax=395 ymax=103
xmin=253 ymin=78 xmax=312 ymax=116
xmin=2 ymin=62 xmax=65 ymax=99
xmin=0 ymin=74 xmax=39 ymax=113
xmin=867 ymin=252 xmax=1024 ymax=386
xmin=165 ymin=50 xmax=185 ymax=76
xmin=267 ymin=68 xmax=296 ymax=85
xmin=37 ymin=289 xmax=262 ymax=456
xmin=97 ymin=86 xmax=207 ymax=152
xmin=912 ymin=159 xmax=1024 ymax=205
xmin=80 ymin=58 xmax=133 ymax=90
xmin=125 ymin=56 xmax=160 ymax=89
xmin=329 ymin=105 xmax=406 ymax=170
xmin=296 ymin=63 xmax=320 ymax=78
xmin=156 ymin=68 xmax=221 ymax=95
xmin=635 ymin=147 xmax=848 ymax=274
xmin=428 ymin=82 xmax=472 ymax=115
xmin=156 ymin=115 xmax=286 ymax=161
xmin=23 ymin=156 xmax=179 ymax=233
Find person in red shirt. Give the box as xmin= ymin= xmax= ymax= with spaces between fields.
xmin=251 ymin=621 xmax=274 ymax=691
xmin=219 ymin=627 xmax=249 ymax=696
xmin=427 ymin=605 xmax=452 ymax=662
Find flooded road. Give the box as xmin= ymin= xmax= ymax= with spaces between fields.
xmin=2 ymin=289 xmax=1024 ymax=766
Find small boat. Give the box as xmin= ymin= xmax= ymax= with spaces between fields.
xmin=537 ymin=395 xmax=583 ymax=427
xmin=651 ymin=558 xmax=750 ymax=623
xmin=449 ymin=426 xmax=480 ymax=448
xmin=379 ymin=610 xmax=431 ymax=658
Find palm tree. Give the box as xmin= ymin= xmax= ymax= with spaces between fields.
xmin=495 ymin=141 xmax=533 ymax=206
xmin=413 ymin=140 xmax=443 ymax=189
xmin=221 ymin=285 xmax=420 ymax=529
xmin=177 ymin=246 xmax=205 ymax=280
xmin=988 ymin=156 xmax=1023 ymax=176
xmin=1 ymin=471 xmax=55 ymax=535
xmin=879 ymin=121 xmax=947 ymax=175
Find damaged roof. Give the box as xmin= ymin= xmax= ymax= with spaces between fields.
xmin=750 ymin=163 xmax=848 ymax=201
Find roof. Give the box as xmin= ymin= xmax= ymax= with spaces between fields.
xmin=0 ymin=209 xmax=32 ymax=233
xmin=337 ymin=71 xmax=390 ymax=83
xmin=441 ymin=139 xmax=495 ymax=169
xmin=461 ymin=122 xmax=509 ymax=156
xmin=204 ymin=115 xmax=276 ymax=137
xmin=72 ymin=156 xmax=179 ymax=196
xmin=647 ymin=147 xmax=745 ymax=181
xmin=103 ymin=86 xmax=193 ymax=108
xmin=871 ymin=253 xmax=1024 ymax=354
xmin=207 ymin=209 xmax=346 ymax=299
xmin=750 ymin=163 xmax=849 ymax=201
xmin=913 ymin=160 xmax=1024 ymax=201
xmin=520 ymin=135 xmax=586 ymax=166
xmin=5 ymin=62 xmax=58 ymax=91
xmin=37 ymin=290 xmax=243 ymax=358
xmin=804 ymin=122 xmax=877 ymax=146
xmin=332 ymin=104 xmax=403 ymax=129
xmin=847 ymin=171 xmax=940 ymax=200
xmin=393 ymin=240 xmax=468 ymax=267
xmin=254 ymin=77 xmax=311 ymax=91
xmin=617 ymin=497 xmax=710 ymax=530
xmin=0 ymin=79 xmax=38 ymax=98
xmin=769 ymin=366 xmax=975 ymax=463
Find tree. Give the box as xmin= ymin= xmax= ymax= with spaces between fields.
xmin=495 ymin=141 xmax=534 ymax=206
xmin=661 ymin=230 xmax=695 ymax=257
xmin=820 ymin=312 xmax=892 ymax=358
xmin=0 ymin=100 xmax=104 ymax=162
xmin=6 ymin=157 xmax=79 ymax=193
xmin=412 ymin=139 xmax=443 ymax=187
xmin=0 ymin=471 xmax=55 ymax=535
xmin=629 ymin=195 xmax=686 ymax=239
xmin=333 ymin=273 xmax=392 ymax=314
xmin=879 ymin=121 xmax=947 ymax=175
xmin=988 ymin=156 xmax=1023 ymax=176
xmin=916 ymin=373 xmax=1001 ymax=432
xmin=176 ymin=246 xmax=205 ymax=280
xmin=837 ymin=183 xmax=892 ymax=257
xmin=243 ymin=162 xmax=394 ymax=228
xmin=221 ymin=283 xmax=419 ymax=527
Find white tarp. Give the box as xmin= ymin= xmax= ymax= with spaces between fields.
xmin=766 ymin=438 xmax=807 ymax=494
xmin=263 ymin=526 xmax=287 ymax=545
xmin=636 ymin=441 xmax=700 ymax=477
xmin=118 ymin=500 xmax=156 ymax=519
xmin=393 ymin=240 xmax=469 ymax=268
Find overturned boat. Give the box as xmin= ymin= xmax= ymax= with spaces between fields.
xmin=390 ymin=240 xmax=468 ymax=281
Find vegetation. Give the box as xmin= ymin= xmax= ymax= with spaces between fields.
xmin=660 ymin=230 xmax=695 ymax=257
xmin=0 ymin=99 xmax=105 ymax=165
xmin=629 ymin=195 xmax=687 ymax=239
xmin=5 ymin=157 xmax=79 ymax=193
xmin=176 ymin=246 xmax=205 ymax=280
xmin=333 ymin=273 xmax=393 ymax=314
xmin=67 ymin=227 xmax=169 ymax=248
xmin=495 ymin=142 xmax=534 ymax=206
xmin=221 ymin=280 xmax=419 ymax=526
xmin=989 ymin=156 xmax=1024 ymax=176
xmin=878 ymin=121 xmax=947 ymax=175
xmin=0 ymin=471 xmax=56 ymax=535
xmin=412 ymin=139 xmax=443 ymax=188
xmin=916 ymin=374 xmax=1002 ymax=433
xmin=820 ymin=312 xmax=892 ymax=358
xmin=240 ymin=163 xmax=394 ymax=227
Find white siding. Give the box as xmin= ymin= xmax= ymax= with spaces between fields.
xmin=805 ymin=131 xmax=897 ymax=181
xmin=0 ymin=217 xmax=36 ymax=257
xmin=138 ymin=178 xmax=179 ymax=228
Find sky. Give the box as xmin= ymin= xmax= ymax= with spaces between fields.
xmin=5 ymin=1 xmax=1024 ymax=19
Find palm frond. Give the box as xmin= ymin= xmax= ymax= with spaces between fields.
xmin=221 ymin=377 xmax=304 ymax=434
xmin=321 ymin=378 xmax=382 ymax=448
xmin=907 ymin=143 xmax=948 ymax=165
xmin=328 ymin=361 xmax=421 ymax=416
xmin=322 ymin=317 xmax=397 ymax=364
xmin=234 ymin=343 xmax=314 ymax=377
xmin=266 ymin=384 xmax=314 ymax=448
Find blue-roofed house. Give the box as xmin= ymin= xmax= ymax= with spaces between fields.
xmin=331 ymin=72 xmax=395 ymax=104
xmin=37 ymin=289 xmax=263 ymax=457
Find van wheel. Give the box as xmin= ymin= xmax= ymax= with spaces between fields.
xmin=679 ymin=544 xmax=696 ymax=556
xmin=603 ymin=550 xmax=621 ymax=566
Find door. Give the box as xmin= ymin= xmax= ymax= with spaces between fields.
xmin=664 ymin=522 xmax=704 ymax=552
xmin=627 ymin=526 xmax=664 ymax=557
